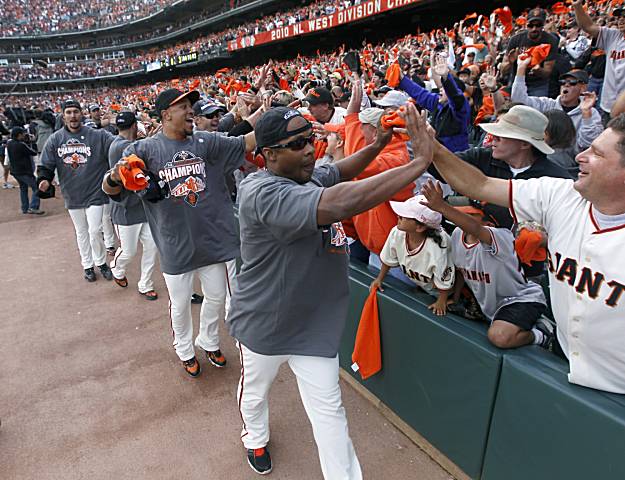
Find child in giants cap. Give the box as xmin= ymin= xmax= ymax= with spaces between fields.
xmin=370 ymin=194 xmax=455 ymax=315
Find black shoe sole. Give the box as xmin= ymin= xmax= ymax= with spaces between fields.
xmin=247 ymin=457 xmax=272 ymax=475
xmin=85 ymin=276 xmax=96 ymax=282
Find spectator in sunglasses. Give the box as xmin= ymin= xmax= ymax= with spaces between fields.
xmin=501 ymin=8 xmax=559 ymax=97
xmin=511 ymin=60 xmax=604 ymax=151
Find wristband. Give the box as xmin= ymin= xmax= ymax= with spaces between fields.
xmin=106 ymin=171 xmax=121 ymax=188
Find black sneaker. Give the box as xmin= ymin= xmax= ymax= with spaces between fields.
xmin=98 ymin=264 xmax=113 ymax=281
xmin=182 ymin=357 xmax=201 ymax=377
xmin=204 ymin=349 xmax=227 ymax=368
xmin=535 ymin=316 xmax=555 ymax=350
xmin=84 ymin=267 xmax=97 ymax=282
xmin=191 ymin=293 xmax=204 ymax=304
xmin=247 ymin=447 xmax=272 ymax=475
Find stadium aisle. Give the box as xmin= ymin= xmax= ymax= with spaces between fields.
xmin=0 ymin=187 xmax=453 ymax=480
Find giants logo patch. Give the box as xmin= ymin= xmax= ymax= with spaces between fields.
xmin=58 ymin=138 xmax=91 ymax=170
xmin=159 ymin=151 xmax=206 ymax=207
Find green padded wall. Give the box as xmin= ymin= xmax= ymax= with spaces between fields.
xmin=482 ymin=351 xmax=625 ymax=480
xmin=340 ymin=263 xmax=503 ymax=479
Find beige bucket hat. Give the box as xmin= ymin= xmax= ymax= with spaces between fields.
xmin=479 ymin=105 xmax=554 ymax=155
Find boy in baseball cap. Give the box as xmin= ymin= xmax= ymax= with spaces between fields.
xmin=371 ymin=194 xmax=455 ymax=316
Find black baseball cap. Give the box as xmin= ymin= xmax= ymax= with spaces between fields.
xmin=10 ymin=126 xmax=26 ymax=139
xmin=155 ymin=88 xmax=200 ymax=117
xmin=527 ymin=8 xmax=547 ymax=25
xmin=62 ymin=99 xmax=81 ymax=111
xmin=613 ymin=7 xmax=624 ymax=17
xmin=255 ymin=107 xmax=312 ymax=149
xmin=304 ymin=87 xmax=333 ymax=105
xmin=192 ymin=99 xmax=226 ymax=117
xmin=115 ymin=111 xmax=137 ymax=129
xmin=560 ymin=69 xmax=589 ymax=83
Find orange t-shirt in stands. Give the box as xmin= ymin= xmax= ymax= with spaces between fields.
xmin=343 ymin=113 xmax=414 ymax=255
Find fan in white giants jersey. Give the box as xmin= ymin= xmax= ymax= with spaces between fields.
xmin=427 ymin=113 xmax=625 ymax=394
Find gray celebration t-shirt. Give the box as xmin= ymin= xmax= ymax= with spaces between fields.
xmin=40 ymin=126 xmax=114 ymax=209
xmin=108 ymin=136 xmax=147 ymax=226
xmin=227 ymin=164 xmax=351 ymax=358
xmin=123 ymin=131 xmax=245 ymax=275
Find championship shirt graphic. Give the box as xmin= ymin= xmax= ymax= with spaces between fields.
xmin=58 ymin=138 xmax=91 ymax=170
xmin=158 ymin=150 xmax=206 ymax=207
xmin=323 ymin=222 xmax=349 ymax=255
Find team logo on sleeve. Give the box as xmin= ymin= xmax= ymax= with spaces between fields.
xmin=58 ymin=138 xmax=91 ymax=169
xmin=159 ymin=151 xmax=206 ymax=207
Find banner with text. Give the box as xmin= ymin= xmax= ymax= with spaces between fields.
xmin=227 ymin=0 xmax=421 ymax=52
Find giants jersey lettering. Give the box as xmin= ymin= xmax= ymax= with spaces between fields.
xmin=511 ymin=177 xmax=625 ymax=394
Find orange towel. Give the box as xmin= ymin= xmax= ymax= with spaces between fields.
xmin=119 ymin=154 xmax=148 ymax=191
xmin=385 ymin=62 xmax=401 ymax=88
xmin=351 ymin=288 xmax=382 ymax=380
xmin=515 ymin=228 xmax=547 ymax=266
xmin=551 ymin=2 xmax=570 ymax=14
xmin=519 ymin=44 xmax=552 ymax=68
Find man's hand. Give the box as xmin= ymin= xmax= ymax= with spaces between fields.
xmin=420 ymin=179 xmax=447 ymax=213
xmin=401 ymin=104 xmax=434 ymax=165
xmin=373 ymin=117 xmax=394 ymax=149
xmin=110 ymin=158 xmax=130 ymax=183
xmin=428 ymin=297 xmax=449 ymax=316
xmin=516 ymin=55 xmax=532 ymax=76
xmin=432 ymin=54 xmax=449 ymax=78
xmin=481 ymin=66 xmax=498 ymax=91
xmin=580 ymin=91 xmax=597 ymax=113
xmin=38 ymin=179 xmax=50 ymax=192
xmin=370 ymin=278 xmax=384 ymax=293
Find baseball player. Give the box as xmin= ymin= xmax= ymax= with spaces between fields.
xmin=227 ymin=105 xmax=433 ymax=477
xmin=103 ymin=88 xmax=256 ymax=377
xmin=420 ymin=180 xmax=550 ymax=349
xmin=427 ymin=112 xmax=625 ymax=394
xmin=37 ymin=99 xmax=115 ymax=282
xmin=107 ymin=111 xmax=158 ymax=300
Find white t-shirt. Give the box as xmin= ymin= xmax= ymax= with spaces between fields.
xmin=380 ymin=226 xmax=455 ymax=294
xmin=450 ymin=226 xmax=546 ymax=322
xmin=511 ymin=177 xmax=625 ymax=393
xmin=596 ymin=27 xmax=625 ymax=113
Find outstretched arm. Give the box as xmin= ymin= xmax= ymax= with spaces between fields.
xmin=573 ymin=0 xmax=600 ymax=38
xmin=431 ymin=141 xmax=509 ymax=207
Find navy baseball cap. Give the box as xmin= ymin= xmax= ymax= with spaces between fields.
xmin=560 ymin=69 xmax=589 ymax=83
xmin=304 ymin=87 xmax=333 ymax=105
xmin=115 ymin=111 xmax=137 ymax=129
xmin=155 ymin=89 xmax=200 ymax=117
xmin=193 ymin=99 xmax=227 ymax=117
xmin=62 ymin=99 xmax=82 ymax=111
xmin=255 ymin=107 xmax=312 ymax=149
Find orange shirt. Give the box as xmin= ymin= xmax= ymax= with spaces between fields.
xmin=344 ymin=113 xmax=414 ymax=255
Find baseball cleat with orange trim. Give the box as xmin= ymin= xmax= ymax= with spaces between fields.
xmin=182 ymin=357 xmax=201 ymax=377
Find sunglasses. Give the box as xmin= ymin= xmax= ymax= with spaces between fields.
xmin=203 ymin=111 xmax=222 ymax=119
xmin=267 ymin=134 xmax=315 ymax=151
xmin=527 ymin=22 xmax=544 ymax=29
xmin=559 ymin=79 xmax=580 ymax=86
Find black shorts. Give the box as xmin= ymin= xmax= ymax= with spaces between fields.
xmin=494 ymin=302 xmax=546 ymax=331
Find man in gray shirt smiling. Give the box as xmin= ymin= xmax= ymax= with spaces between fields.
xmin=104 ymin=88 xmax=256 ymax=378
xmin=37 ymin=99 xmax=115 ymax=283
xmin=227 ymin=105 xmax=434 ymax=477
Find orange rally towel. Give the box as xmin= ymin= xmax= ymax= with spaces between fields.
xmin=551 ymin=2 xmax=570 ymax=14
xmin=351 ymin=288 xmax=382 ymax=380
xmin=119 ymin=155 xmax=148 ymax=191
xmin=519 ymin=44 xmax=552 ymax=68
xmin=515 ymin=229 xmax=547 ymax=266
xmin=381 ymin=108 xmax=410 ymax=140
xmin=385 ymin=62 xmax=401 ymax=88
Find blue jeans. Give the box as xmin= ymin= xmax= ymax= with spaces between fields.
xmin=13 ymin=173 xmax=40 ymax=213
xmin=587 ymin=76 xmax=603 ymax=99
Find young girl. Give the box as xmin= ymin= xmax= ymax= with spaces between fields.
xmin=370 ymin=194 xmax=455 ymax=315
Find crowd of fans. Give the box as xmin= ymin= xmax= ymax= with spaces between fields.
xmin=0 ymin=0 xmax=182 ymax=36
xmin=3 ymin=0 xmax=625 ymax=400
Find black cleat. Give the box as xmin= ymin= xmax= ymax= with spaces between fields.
xmin=247 ymin=447 xmax=272 ymax=475
xmin=191 ymin=293 xmax=204 ymax=304
xmin=84 ymin=267 xmax=97 ymax=282
xmin=98 ymin=264 xmax=113 ymax=281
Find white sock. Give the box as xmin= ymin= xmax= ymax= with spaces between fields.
xmin=531 ymin=328 xmax=544 ymax=345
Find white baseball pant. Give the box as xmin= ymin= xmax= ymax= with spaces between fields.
xmin=237 ymin=343 xmax=362 ymax=480
xmin=163 ymin=263 xmax=228 ymax=361
xmin=68 ymin=205 xmax=107 ymax=269
xmin=111 ymin=223 xmax=157 ymax=293
xmin=225 ymin=258 xmax=236 ymax=316
xmin=102 ymin=203 xmax=116 ymax=249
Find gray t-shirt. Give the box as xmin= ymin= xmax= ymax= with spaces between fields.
xmin=451 ymin=226 xmax=546 ymax=321
xmin=227 ymin=164 xmax=351 ymax=358
xmin=108 ymin=136 xmax=147 ymax=226
xmin=122 ymin=131 xmax=245 ymax=275
xmin=40 ymin=126 xmax=114 ymax=209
